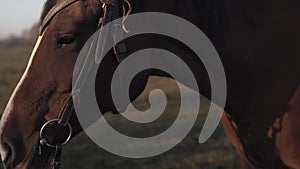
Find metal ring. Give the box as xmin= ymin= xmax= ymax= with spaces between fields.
xmin=39 ymin=119 xmax=73 ymax=148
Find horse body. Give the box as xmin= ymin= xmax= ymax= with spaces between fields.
xmin=0 ymin=0 xmax=300 ymax=168
xmin=219 ymin=1 xmax=300 ymax=168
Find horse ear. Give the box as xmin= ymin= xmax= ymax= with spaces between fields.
xmin=198 ymin=106 xmax=223 ymax=143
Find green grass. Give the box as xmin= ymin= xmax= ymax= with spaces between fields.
xmin=0 ymin=47 xmax=31 ymax=112
xmin=0 ymin=47 xmax=240 ymax=169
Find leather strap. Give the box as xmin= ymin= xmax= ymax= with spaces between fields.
xmin=100 ymin=2 xmax=127 ymax=62
xmin=38 ymin=1 xmax=130 ymax=169
xmin=40 ymin=0 xmax=81 ymax=35
xmin=100 ymin=0 xmax=116 ymax=4
xmin=51 ymin=146 xmax=62 ymax=169
xmin=58 ymin=97 xmax=74 ymax=125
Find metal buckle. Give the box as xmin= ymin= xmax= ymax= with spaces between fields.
xmin=39 ymin=119 xmax=73 ymax=148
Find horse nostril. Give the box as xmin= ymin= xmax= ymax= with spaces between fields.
xmin=1 ymin=143 xmax=12 ymax=167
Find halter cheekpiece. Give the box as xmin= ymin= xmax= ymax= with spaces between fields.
xmin=38 ymin=1 xmax=131 ymax=169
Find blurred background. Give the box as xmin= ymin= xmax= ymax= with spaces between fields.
xmin=0 ymin=1 xmax=240 ymax=169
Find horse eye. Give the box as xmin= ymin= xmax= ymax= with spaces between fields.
xmin=57 ymin=34 xmax=76 ymax=47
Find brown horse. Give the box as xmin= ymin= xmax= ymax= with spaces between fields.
xmin=1 ymin=0 xmax=300 ymax=169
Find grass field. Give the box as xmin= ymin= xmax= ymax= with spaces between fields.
xmin=0 ymin=47 xmax=240 ymax=169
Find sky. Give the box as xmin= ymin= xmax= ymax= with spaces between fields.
xmin=0 ymin=0 xmax=45 ymax=39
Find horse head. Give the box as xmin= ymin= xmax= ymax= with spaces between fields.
xmin=0 ymin=0 xmax=102 ymax=168
xmin=0 ymin=0 xmax=227 ymax=168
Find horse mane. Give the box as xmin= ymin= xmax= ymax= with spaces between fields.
xmin=175 ymin=0 xmax=229 ymax=41
xmin=39 ymin=0 xmax=229 ymax=41
xmin=202 ymin=0 xmax=229 ymax=40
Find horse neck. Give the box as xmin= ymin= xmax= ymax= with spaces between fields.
xmin=132 ymin=0 xmax=230 ymax=44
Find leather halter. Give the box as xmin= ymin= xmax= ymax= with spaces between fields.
xmin=40 ymin=0 xmax=81 ymax=35
xmin=38 ymin=0 xmax=130 ymax=169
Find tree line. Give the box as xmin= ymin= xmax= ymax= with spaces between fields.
xmin=0 ymin=23 xmax=39 ymax=48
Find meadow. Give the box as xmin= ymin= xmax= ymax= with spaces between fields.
xmin=0 ymin=46 xmax=240 ymax=169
